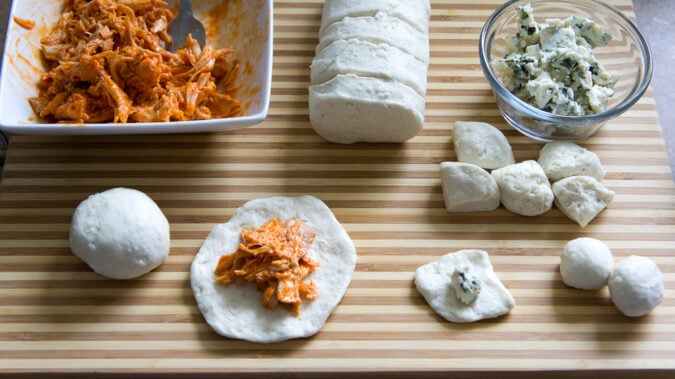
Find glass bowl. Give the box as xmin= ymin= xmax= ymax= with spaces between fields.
xmin=479 ymin=0 xmax=652 ymax=141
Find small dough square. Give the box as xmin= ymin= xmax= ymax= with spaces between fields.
xmin=453 ymin=121 xmax=515 ymax=170
xmin=491 ymin=160 xmax=554 ymax=216
xmin=538 ymin=141 xmax=605 ymax=181
xmin=440 ymin=162 xmax=500 ymax=212
xmin=553 ymin=175 xmax=615 ymax=227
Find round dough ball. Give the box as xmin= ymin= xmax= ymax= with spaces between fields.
xmin=69 ymin=187 xmax=170 ymax=279
xmin=560 ymin=237 xmax=613 ymax=290
xmin=608 ymin=256 xmax=664 ymax=317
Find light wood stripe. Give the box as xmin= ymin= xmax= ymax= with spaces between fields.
xmin=1 ymin=0 xmax=674 ymax=376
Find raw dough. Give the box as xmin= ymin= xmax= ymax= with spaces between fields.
xmin=310 ymin=38 xmax=428 ymax=96
xmin=309 ymin=74 xmax=425 ymax=143
xmin=608 ymin=256 xmax=664 ymax=317
xmin=552 ymin=175 xmax=615 ymax=227
xmin=319 ymin=0 xmax=431 ymax=36
xmin=317 ymin=12 xmax=430 ymax=64
xmin=453 ymin=121 xmax=515 ymax=170
xmin=491 ymin=160 xmax=554 ymax=216
xmin=190 ymin=195 xmax=357 ymax=343
xmin=439 ymin=161 xmax=500 ymax=212
xmin=560 ymin=237 xmax=613 ymax=290
xmin=538 ymin=141 xmax=605 ymax=181
xmin=69 ymin=187 xmax=170 ymax=279
xmin=414 ymin=249 xmax=515 ymax=323
xmin=310 ymin=0 xmax=430 ymax=144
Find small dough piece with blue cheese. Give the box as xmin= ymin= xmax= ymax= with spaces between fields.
xmin=552 ymin=175 xmax=615 ymax=227
xmin=414 ymin=249 xmax=516 ymax=323
xmin=453 ymin=121 xmax=515 ymax=170
xmin=439 ymin=162 xmax=501 ymax=212
xmin=491 ymin=4 xmax=618 ymax=116
xmin=538 ymin=141 xmax=605 ymax=181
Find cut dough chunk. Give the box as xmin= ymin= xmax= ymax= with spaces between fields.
xmin=439 ymin=161 xmax=500 ymax=212
xmin=415 ymin=249 xmax=516 ymax=323
xmin=190 ymin=196 xmax=357 ymax=343
xmin=309 ymin=74 xmax=425 ymax=144
xmin=311 ymin=38 xmax=428 ymax=96
xmin=317 ymin=12 xmax=430 ymax=64
xmin=69 ymin=187 xmax=170 ymax=280
xmin=552 ymin=175 xmax=615 ymax=227
xmin=319 ymin=0 xmax=431 ymax=37
xmin=538 ymin=141 xmax=606 ymax=181
xmin=453 ymin=121 xmax=515 ymax=170
xmin=560 ymin=237 xmax=613 ymax=290
xmin=491 ymin=160 xmax=554 ymax=216
xmin=609 ymin=256 xmax=664 ymax=317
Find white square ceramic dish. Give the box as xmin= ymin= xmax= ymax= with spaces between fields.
xmin=0 ymin=0 xmax=273 ymax=135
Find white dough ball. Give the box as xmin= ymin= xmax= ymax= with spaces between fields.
xmin=69 ymin=187 xmax=170 ymax=279
xmin=608 ymin=256 xmax=664 ymax=317
xmin=560 ymin=237 xmax=613 ymax=290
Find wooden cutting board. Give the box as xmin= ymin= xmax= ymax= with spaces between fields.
xmin=1 ymin=0 xmax=674 ymax=377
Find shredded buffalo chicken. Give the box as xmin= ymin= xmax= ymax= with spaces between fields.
xmin=29 ymin=0 xmax=242 ymax=123
xmin=214 ymin=218 xmax=320 ymax=316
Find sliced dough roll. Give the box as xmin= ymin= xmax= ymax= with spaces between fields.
xmin=309 ymin=74 xmax=425 ymax=144
xmin=190 ymin=195 xmax=357 ymax=343
xmin=319 ymin=0 xmax=431 ymax=36
xmin=310 ymin=38 xmax=428 ymax=96
xmin=317 ymin=12 xmax=430 ymax=64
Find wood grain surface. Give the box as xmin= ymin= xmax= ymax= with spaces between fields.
xmin=1 ymin=0 xmax=674 ymax=377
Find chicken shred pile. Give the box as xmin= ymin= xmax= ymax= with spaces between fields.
xmin=214 ymin=218 xmax=320 ymax=316
xmin=29 ymin=0 xmax=242 ymax=124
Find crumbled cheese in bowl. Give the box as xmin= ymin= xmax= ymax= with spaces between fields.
xmin=491 ymin=4 xmax=618 ymax=116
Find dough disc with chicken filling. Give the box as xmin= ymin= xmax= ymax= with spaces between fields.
xmin=190 ymin=196 xmax=357 ymax=343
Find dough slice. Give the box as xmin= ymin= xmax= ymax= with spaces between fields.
xmin=453 ymin=121 xmax=515 ymax=170
xmin=317 ymin=13 xmax=430 ymax=64
xmin=190 ymin=196 xmax=357 ymax=343
xmin=319 ymin=0 xmax=431 ymax=37
xmin=311 ymin=38 xmax=428 ymax=96
xmin=538 ymin=141 xmax=605 ymax=181
xmin=309 ymin=74 xmax=425 ymax=143
xmin=491 ymin=160 xmax=554 ymax=217
xmin=552 ymin=175 xmax=615 ymax=227
xmin=415 ymin=249 xmax=516 ymax=323
xmin=439 ymin=162 xmax=500 ymax=212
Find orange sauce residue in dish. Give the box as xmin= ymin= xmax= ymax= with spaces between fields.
xmin=214 ymin=217 xmax=320 ymax=317
xmin=13 ymin=16 xmax=35 ymax=30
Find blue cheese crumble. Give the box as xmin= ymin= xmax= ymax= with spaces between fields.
xmin=450 ymin=266 xmax=482 ymax=304
xmin=492 ymin=4 xmax=618 ymax=116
